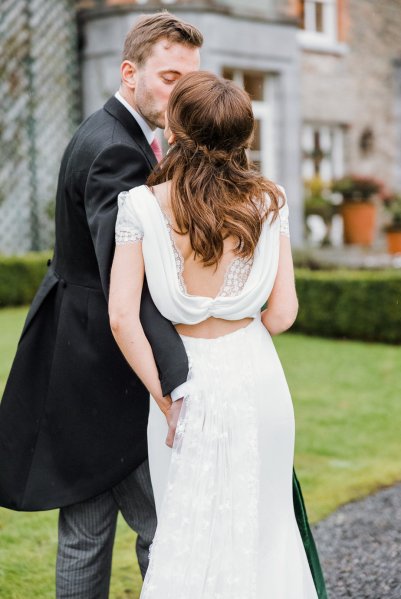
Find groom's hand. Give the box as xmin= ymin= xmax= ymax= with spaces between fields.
xmin=165 ymin=398 xmax=184 ymax=448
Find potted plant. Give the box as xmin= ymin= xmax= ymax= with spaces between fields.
xmin=383 ymin=193 xmax=401 ymax=254
xmin=331 ymin=175 xmax=384 ymax=246
xmin=304 ymin=177 xmax=338 ymax=246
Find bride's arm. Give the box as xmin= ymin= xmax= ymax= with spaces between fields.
xmin=109 ymin=243 xmax=171 ymax=416
xmin=261 ymin=190 xmax=298 ymax=335
xmin=261 ymin=235 xmax=298 ymax=335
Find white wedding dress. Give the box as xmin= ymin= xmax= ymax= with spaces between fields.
xmin=115 ymin=185 xmax=318 ymax=599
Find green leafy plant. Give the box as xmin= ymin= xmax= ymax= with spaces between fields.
xmin=293 ymin=269 xmax=401 ymax=344
xmin=331 ymin=175 xmax=385 ymax=203
xmin=304 ymin=177 xmax=338 ymax=218
xmin=382 ymin=193 xmax=401 ymax=231
xmin=0 ymin=252 xmax=51 ymax=307
xmin=303 ymin=177 xmax=339 ymax=247
xmin=304 ymin=177 xmax=335 ymax=212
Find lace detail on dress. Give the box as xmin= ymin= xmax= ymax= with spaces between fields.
xmin=156 ymin=205 xmax=187 ymax=294
xmin=115 ymin=191 xmax=144 ymax=245
xmin=279 ymin=215 xmax=290 ymax=237
xmin=141 ymin=331 xmax=260 ymax=599
xmin=153 ymin=193 xmax=253 ymax=298
xmin=115 ymin=229 xmax=144 ymax=244
xmin=278 ymin=192 xmax=290 ymax=238
xmin=218 ymin=257 xmax=254 ymax=297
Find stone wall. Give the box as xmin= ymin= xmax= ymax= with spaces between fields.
xmin=300 ymin=0 xmax=401 ymax=192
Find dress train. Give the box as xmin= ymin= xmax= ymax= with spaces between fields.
xmin=143 ymin=318 xmax=318 ymax=599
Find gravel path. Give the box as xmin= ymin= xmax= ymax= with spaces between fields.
xmin=311 ymin=483 xmax=401 ymax=599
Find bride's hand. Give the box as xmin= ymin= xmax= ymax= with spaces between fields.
xmin=165 ymin=398 xmax=184 ymax=448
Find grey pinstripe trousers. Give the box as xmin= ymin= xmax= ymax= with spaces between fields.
xmin=56 ymin=459 xmax=157 ymax=599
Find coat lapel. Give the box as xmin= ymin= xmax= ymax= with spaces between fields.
xmin=103 ymin=96 xmax=158 ymax=169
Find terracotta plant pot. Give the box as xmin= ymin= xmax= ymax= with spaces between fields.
xmin=341 ymin=202 xmax=377 ymax=246
xmin=385 ymin=230 xmax=401 ymax=254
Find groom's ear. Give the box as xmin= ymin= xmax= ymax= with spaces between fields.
xmin=120 ymin=60 xmax=137 ymax=90
xmin=167 ymin=132 xmax=176 ymax=146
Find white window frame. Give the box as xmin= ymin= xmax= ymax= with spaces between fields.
xmin=302 ymin=122 xmax=345 ymax=182
xmin=225 ymin=69 xmax=276 ymax=181
xmin=304 ymin=0 xmax=337 ymax=39
xmin=298 ymin=0 xmax=347 ymax=54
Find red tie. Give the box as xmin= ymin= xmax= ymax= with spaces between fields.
xmin=150 ymin=137 xmax=163 ymax=162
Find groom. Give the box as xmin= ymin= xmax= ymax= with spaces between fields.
xmin=0 ymin=12 xmax=202 ymax=597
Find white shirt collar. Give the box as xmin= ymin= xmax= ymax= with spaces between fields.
xmin=114 ymin=91 xmax=155 ymax=144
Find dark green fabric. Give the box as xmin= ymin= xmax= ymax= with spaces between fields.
xmin=293 ymin=469 xmax=328 ymax=599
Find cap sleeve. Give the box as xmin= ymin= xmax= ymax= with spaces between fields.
xmin=277 ymin=185 xmax=290 ymax=238
xmin=115 ymin=190 xmax=144 ymax=245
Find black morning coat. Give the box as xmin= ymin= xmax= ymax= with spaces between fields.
xmin=0 ymin=97 xmax=189 ymax=511
xmin=0 ymin=97 xmax=327 ymax=598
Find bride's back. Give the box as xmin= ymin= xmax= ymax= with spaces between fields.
xmin=154 ymin=183 xmax=244 ymax=298
xmin=147 ymin=71 xmax=285 ymax=338
xmin=152 ymin=182 xmax=259 ymax=339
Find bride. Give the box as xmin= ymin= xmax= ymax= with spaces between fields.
xmin=109 ymin=71 xmax=326 ymax=598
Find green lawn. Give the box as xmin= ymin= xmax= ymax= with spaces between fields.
xmin=1 ymin=306 xmax=400 ymax=598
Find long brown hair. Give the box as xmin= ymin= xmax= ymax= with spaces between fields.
xmin=148 ymin=71 xmax=284 ymax=267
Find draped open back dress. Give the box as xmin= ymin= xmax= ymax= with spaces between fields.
xmin=115 ymin=184 xmax=321 ymax=599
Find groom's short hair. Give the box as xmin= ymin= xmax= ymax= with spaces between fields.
xmin=123 ymin=11 xmax=203 ymax=66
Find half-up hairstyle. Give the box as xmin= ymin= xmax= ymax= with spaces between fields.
xmin=148 ymin=71 xmax=285 ymax=267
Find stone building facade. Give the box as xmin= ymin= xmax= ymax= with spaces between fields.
xmin=289 ymin=0 xmax=401 ymax=193
xmin=77 ymin=0 xmax=401 ymax=246
xmin=77 ymin=0 xmax=305 ymax=245
xmin=3 ymin=0 xmax=399 ymax=253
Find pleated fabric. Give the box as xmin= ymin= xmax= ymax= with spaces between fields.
xmin=144 ymin=318 xmax=318 ymax=599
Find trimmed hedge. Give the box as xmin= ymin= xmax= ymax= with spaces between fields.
xmin=0 ymin=252 xmax=51 ymax=307
xmin=1 ymin=253 xmax=401 ymax=343
xmin=293 ymin=269 xmax=401 ymax=344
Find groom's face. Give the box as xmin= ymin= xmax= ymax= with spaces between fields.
xmin=132 ymin=38 xmax=200 ymax=129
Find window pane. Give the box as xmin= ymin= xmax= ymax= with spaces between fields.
xmin=305 ymin=1 xmax=317 ymax=31
xmin=222 ymin=67 xmax=234 ymax=80
xmin=314 ymin=129 xmax=321 ymax=175
xmin=303 ymin=0 xmax=337 ymax=36
xmin=302 ymin=123 xmax=344 ymax=183
xmin=250 ymin=118 xmax=262 ymax=172
xmin=252 ymin=119 xmax=261 ymax=152
xmin=220 ymin=69 xmax=271 ymax=177
xmin=299 ymin=0 xmax=305 ymax=29
xmin=243 ymin=72 xmax=264 ymax=101
xmin=315 ymin=2 xmax=324 ymax=33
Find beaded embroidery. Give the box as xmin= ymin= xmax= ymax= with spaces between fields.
xmin=115 ymin=229 xmax=144 ymax=244
xmin=279 ymin=216 xmax=290 ymax=237
xmin=218 ymin=257 xmax=254 ymax=297
xmin=115 ymin=187 xmax=290 ymax=294
xmin=278 ymin=199 xmax=290 ymax=238
xmin=156 ymin=200 xmax=253 ymax=299
xmin=115 ymin=191 xmax=144 ymax=245
xmin=156 ymin=205 xmax=186 ymax=294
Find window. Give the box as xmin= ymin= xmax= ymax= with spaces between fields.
xmin=300 ymin=0 xmax=337 ymax=38
xmin=302 ymin=123 xmax=346 ymax=246
xmin=302 ymin=123 xmax=345 ymax=182
xmin=222 ymin=68 xmax=276 ymax=180
xmin=297 ymin=0 xmax=348 ymax=53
